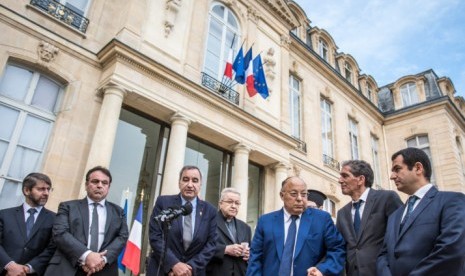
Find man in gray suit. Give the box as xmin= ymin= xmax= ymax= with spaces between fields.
xmin=44 ymin=166 xmax=128 ymax=276
xmin=336 ymin=160 xmax=402 ymax=276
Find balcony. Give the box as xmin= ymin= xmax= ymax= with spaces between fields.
xmin=323 ymin=154 xmax=340 ymax=171
xmin=201 ymin=72 xmax=239 ymax=105
xmin=30 ymin=0 xmax=90 ymax=33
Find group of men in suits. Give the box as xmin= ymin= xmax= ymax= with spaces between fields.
xmin=0 ymin=166 xmax=128 ymax=276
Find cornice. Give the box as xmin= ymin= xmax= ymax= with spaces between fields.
xmin=96 ymin=39 xmax=299 ymax=151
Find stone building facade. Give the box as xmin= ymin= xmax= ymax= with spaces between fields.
xmin=1 ymin=0 xmax=465 ymax=272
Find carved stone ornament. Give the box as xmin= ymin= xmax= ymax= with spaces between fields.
xmin=264 ymin=48 xmax=276 ymax=82
xmin=164 ymin=0 xmax=182 ymax=37
xmin=280 ymin=34 xmax=291 ymax=48
xmin=329 ymin=182 xmax=336 ymax=194
xmin=247 ymin=6 xmax=260 ymax=22
xmin=37 ymin=41 xmax=59 ymax=64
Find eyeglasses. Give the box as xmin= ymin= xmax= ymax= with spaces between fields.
xmin=286 ymin=192 xmax=308 ymax=198
xmin=88 ymin=179 xmax=110 ymax=186
xmin=222 ymin=200 xmax=241 ymax=206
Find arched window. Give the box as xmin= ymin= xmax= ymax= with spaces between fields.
xmin=366 ymin=83 xmax=373 ymax=101
xmin=0 ymin=64 xmax=63 ymax=209
xmin=400 ymin=82 xmax=419 ymax=107
xmin=204 ymin=3 xmax=240 ymax=80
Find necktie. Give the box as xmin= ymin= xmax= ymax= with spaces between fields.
xmin=90 ymin=203 xmax=99 ymax=252
xmin=279 ymin=215 xmax=298 ymax=276
xmin=400 ymin=195 xmax=418 ymax=231
xmin=183 ymin=213 xmax=192 ymax=250
xmin=26 ymin=208 xmax=37 ymax=237
xmin=353 ymin=200 xmax=363 ymax=234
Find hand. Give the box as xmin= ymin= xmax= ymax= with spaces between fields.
xmin=171 ymin=262 xmax=192 ymax=276
xmin=307 ymin=267 xmax=323 ymax=276
xmin=5 ymin=263 xmax=28 ymax=276
xmin=84 ymin=250 xmax=107 ymax=275
xmin=225 ymin=244 xmax=244 ymax=257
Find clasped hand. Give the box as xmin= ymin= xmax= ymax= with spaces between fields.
xmin=82 ymin=250 xmax=107 ymax=275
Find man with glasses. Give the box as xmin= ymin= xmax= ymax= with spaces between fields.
xmin=0 ymin=172 xmax=56 ymax=276
xmin=247 ymin=176 xmax=345 ymax=276
xmin=45 ymin=166 xmax=128 ymax=276
xmin=207 ymin=187 xmax=252 ymax=276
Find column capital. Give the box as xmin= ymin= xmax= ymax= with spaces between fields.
xmin=170 ymin=112 xmax=193 ymax=126
xmin=99 ymin=84 xmax=128 ymax=99
xmin=273 ymin=161 xmax=289 ymax=171
xmin=231 ymin=143 xmax=251 ymax=154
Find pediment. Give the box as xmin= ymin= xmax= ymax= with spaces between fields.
xmin=259 ymin=0 xmax=299 ymax=28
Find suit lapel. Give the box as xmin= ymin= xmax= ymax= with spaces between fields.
xmin=14 ymin=206 xmax=28 ymax=240
xmin=217 ymin=213 xmax=234 ymax=243
xmin=358 ymin=189 xmax=376 ymax=241
xmin=79 ymin=198 xmax=90 ymax=244
xmin=27 ymin=208 xmax=48 ymax=241
xmin=193 ymin=199 xmax=203 ymax=239
xmin=341 ymin=204 xmax=356 ymax=241
xmin=398 ymin=187 xmax=437 ymax=238
xmin=294 ymin=210 xmax=311 ymax=258
xmin=273 ymin=209 xmax=285 ymax=260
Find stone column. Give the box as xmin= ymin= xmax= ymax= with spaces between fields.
xmin=161 ymin=113 xmax=192 ymax=195
xmin=81 ymin=85 xmax=126 ymax=197
xmin=231 ymin=143 xmax=251 ymax=221
xmin=274 ymin=162 xmax=289 ymax=210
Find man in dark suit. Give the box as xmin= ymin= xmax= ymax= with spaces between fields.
xmin=44 ymin=166 xmax=128 ymax=276
xmin=0 ymin=173 xmax=55 ymax=276
xmin=336 ymin=160 xmax=402 ymax=276
xmin=377 ymin=147 xmax=465 ymax=275
xmin=147 ymin=165 xmax=217 ymax=276
xmin=246 ymin=176 xmax=345 ymax=276
xmin=206 ymin=187 xmax=252 ymax=276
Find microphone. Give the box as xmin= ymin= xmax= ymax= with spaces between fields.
xmin=155 ymin=201 xmax=193 ymax=222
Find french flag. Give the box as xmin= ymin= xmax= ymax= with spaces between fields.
xmin=244 ymin=48 xmax=257 ymax=97
xmin=224 ymin=48 xmax=233 ymax=79
xmin=122 ymin=203 xmax=143 ymax=275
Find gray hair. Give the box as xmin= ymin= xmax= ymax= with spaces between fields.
xmin=220 ymin=187 xmax=241 ymax=201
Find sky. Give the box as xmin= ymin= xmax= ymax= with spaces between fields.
xmin=293 ymin=0 xmax=465 ymax=97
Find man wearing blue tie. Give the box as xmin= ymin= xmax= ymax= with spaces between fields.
xmin=0 ymin=173 xmax=55 ymax=276
xmin=377 ymin=147 xmax=465 ymax=275
xmin=246 ymin=176 xmax=345 ymax=276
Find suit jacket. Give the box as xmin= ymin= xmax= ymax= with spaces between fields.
xmin=246 ymin=208 xmax=346 ymax=276
xmin=206 ymin=211 xmax=252 ymax=276
xmin=44 ymin=198 xmax=128 ymax=276
xmin=147 ymin=194 xmax=217 ymax=276
xmin=0 ymin=205 xmax=55 ymax=276
xmin=336 ymin=189 xmax=402 ymax=276
xmin=377 ymin=187 xmax=465 ymax=276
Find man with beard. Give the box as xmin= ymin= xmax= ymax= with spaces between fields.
xmin=206 ymin=188 xmax=252 ymax=276
xmin=0 ymin=173 xmax=56 ymax=276
xmin=247 ymin=176 xmax=345 ymax=276
xmin=44 ymin=166 xmax=128 ymax=276
xmin=147 ymin=165 xmax=217 ymax=276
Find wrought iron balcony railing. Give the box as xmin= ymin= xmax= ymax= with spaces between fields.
xmin=323 ymin=154 xmax=340 ymax=171
xmin=30 ymin=0 xmax=90 ymax=33
xmin=201 ymin=72 xmax=239 ymax=105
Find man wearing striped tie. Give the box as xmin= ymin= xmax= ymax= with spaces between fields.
xmin=377 ymin=147 xmax=465 ymax=275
